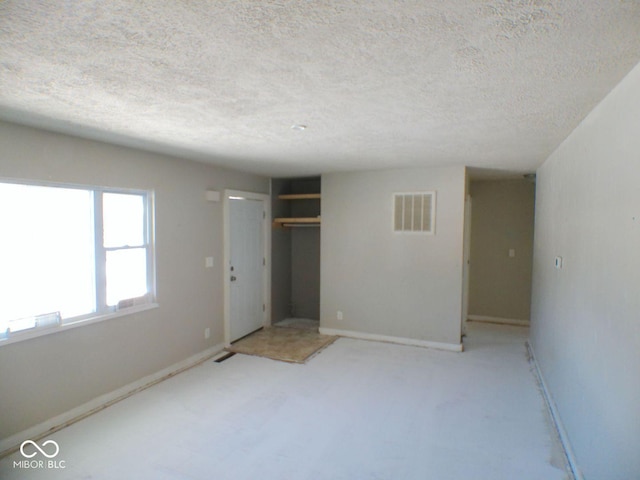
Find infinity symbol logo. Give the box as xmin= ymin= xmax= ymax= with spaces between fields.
xmin=20 ymin=440 xmax=60 ymax=459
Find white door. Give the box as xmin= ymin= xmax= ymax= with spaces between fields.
xmin=229 ymin=197 xmax=265 ymax=342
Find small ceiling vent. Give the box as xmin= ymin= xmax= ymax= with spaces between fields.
xmin=394 ymin=192 xmax=436 ymax=234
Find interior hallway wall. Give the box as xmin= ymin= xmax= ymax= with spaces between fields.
xmin=321 ymin=166 xmax=466 ymax=347
xmin=270 ymin=179 xmax=292 ymax=323
xmin=290 ymin=178 xmax=321 ymax=319
xmin=0 ymin=121 xmax=268 ymax=440
xmin=469 ymin=179 xmax=535 ymax=322
xmin=291 ymin=228 xmax=320 ymax=319
xmin=530 ymin=61 xmax=640 ymax=480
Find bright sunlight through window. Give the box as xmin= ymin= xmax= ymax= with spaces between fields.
xmin=103 ymin=193 xmax=149 ymax=306
xmin=0 ymin=181 xmax=154 ymax=341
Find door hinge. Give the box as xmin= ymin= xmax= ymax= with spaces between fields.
xmin=263 ymin=304 xmax=266 ymax=312
xmin=263 ymin=257 xmax=266 ymax=266
xmin=263 ymin=211 xmax=266 ymax=219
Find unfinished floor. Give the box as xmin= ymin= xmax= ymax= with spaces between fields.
xmin=0 ymin=323 xmax=570 ymax=479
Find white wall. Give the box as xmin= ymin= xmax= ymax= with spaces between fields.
xmin=320 ymin=166 xmax=466 ymax=347
xmin=0 ymin=121 xmax=268 ymax=439
xmin=530 ymin=62 xmax=640 ymax=480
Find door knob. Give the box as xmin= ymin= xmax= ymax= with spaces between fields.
xmin=230 ymin=275 xmax=237 ymax=282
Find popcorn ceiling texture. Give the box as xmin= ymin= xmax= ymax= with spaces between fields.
xmin=1 ymin=1 xmax=639 ymax=176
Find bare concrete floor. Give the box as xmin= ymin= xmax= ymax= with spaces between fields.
xmin=0 ymin=323 xmax=571 ymax=479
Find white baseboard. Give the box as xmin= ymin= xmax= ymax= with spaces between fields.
xmin=0 ymin=343 xmax=225 ymax=458
xmin=527 ymin=342 xmax=583 ymax=480
xmin=319 ymin=327 xmax=463 ymax=352
xmin=468 ymin=314 xmax=530 ymax=327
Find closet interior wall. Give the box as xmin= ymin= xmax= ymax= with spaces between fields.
xmin=271 ymin=177 xmax=321 ymax=322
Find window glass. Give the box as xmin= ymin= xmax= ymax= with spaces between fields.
xmin=0 ymin=183 xmax=95 ymax=332
xmin=103 ymin=193 xmax=145 ymax=248
xmin=106 ymin=248 xmax=148 ymax=306
xmin=0 ymin=181 xmax=154 ymax=341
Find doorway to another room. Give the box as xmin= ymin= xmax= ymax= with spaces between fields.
xmin=467 ymin=178 xmax=536 ymax=329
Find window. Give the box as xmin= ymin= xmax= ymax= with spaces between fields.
xmin=0 ymin=180 xmax=155 ymax=342
xmin=393 ymin=192 xmax=436 ymax=234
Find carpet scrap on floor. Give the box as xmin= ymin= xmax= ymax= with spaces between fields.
xmin=227 ymin=326 xmax=336 ymax=364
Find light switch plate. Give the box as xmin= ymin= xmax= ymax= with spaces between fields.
xmin=205 ymin=257 xmax=214 ymax=268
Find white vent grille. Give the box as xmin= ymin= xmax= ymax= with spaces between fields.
xmin=394 ymin=192 xmax=435 ymax=233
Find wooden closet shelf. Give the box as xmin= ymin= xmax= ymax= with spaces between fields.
xmin=277 ymin=193 xmax=321 ymax=200
xmin=273 ymin=217 xmax=321 ymax=224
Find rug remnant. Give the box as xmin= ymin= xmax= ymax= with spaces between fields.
xmin=228 ymin=326 xmax=336 ymax=364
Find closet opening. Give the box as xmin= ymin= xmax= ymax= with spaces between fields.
xmin=271 ymin=176 xmax=321 ymax=332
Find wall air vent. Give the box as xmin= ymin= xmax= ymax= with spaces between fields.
xmin=393 ymin=192 xmax=436 ymax=234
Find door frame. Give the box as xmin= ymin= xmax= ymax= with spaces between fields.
xmin=223 ymin=189 xmax=271 ymax=347
xmin=461 ymin=194 xmax=472 ymax=338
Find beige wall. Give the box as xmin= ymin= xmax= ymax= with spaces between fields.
xmin=531 ymin=61 xmax=640 ymax=479
xmin=320 ymin=166 xmax=466 ymax=346
xmin=469 ymin=179 xmax=535 ymax=321
xmin=0 ymin=121 xmax=268 ymax=439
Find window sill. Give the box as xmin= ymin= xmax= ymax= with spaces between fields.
xmin=0 ymin=303 xmax=159 ymax=347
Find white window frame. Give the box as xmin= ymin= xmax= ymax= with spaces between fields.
xmin=0 ymin=179 xmax=157 ymax=346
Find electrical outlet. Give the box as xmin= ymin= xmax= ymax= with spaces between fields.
xmin=204 ymin=327 xmax=210 ymax=339
xmin=337 ymin=311 xmax=343 ymax=321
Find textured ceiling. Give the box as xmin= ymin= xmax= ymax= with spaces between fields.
xmin=1 ymin=1 xmax=640 ymax=177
